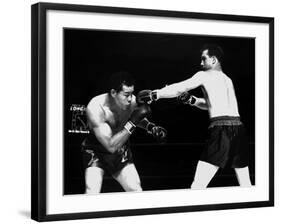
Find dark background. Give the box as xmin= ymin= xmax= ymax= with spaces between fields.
xmin=63 ymin=28 xmax=255 ymax=194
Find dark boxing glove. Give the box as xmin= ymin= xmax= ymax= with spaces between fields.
xmin=177 ymin=92 xmax=196 ymax=105
xmin=146 ymin=122 xmax=167 ymax=142
xmin=124 ymin=104 xmax=151 ymax=134
xmin=137 ymin=90 xmax=158 ymax=105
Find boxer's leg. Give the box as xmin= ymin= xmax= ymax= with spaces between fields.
xmin=191 ymin=160 xmax=219 ymax=189
xmin=85 ymin=166 xmax=104 ymax=194
xmin=234 ymin=166 xmax=252 ymax=187
xmin=113 ymin=163 xmax=142 ymax=192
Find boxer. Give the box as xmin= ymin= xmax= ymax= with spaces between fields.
xmin=137 ymin=44 xmax=252 ymax=189
xmin=82 ymin=71 xmax=167 ymax=194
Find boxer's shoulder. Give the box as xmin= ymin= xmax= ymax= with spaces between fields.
xmin=192 ymin=71 xmax=207 ymax=79
xmin=87 ymin=94 xmax=107 ymax=109
xmin=86 ymin=94 xmax=108 ymax=121
xmin=188 ymin=71 xmax=207 ymax=85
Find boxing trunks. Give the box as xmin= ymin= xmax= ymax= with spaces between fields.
xmin=81 ymin=135 xmax=133 ymax=174
xmin=200 ymin=116 xmax=249 ymax=168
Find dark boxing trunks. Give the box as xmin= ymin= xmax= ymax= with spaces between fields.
xmin=81 ymin=136 xmax=133 ymax=174
xmin=200 ymin=116 xmax=249 ymax=168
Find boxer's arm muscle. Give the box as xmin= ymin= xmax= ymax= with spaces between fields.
xmin=193 ymin=97 xmax=208 ymax=110
xmin=86 ymin=105 xmax=130 ymax=154
xmin=157 ymin=72 xmax=204 ymax=99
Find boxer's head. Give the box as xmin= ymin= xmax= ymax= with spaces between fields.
xmin=108 ymin=71 xmax=135 ymax=110
xmin=200 ymin=44 xmax=224 ymax=71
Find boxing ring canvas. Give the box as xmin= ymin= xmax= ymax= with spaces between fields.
xmin=31 ymin=2 xmax=274 ymax=222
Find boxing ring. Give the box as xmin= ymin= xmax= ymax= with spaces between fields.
xmin=64 ymin=104 xmax=255 ymax=194
xmin=64 ymin=137 xmax=255 ymax=194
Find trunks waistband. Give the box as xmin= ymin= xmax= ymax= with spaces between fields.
xmin=209 ymin=116 xmax=242 ymax=128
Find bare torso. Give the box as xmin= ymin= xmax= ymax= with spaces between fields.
xmin=87 ymin=93 xmax=135 ymax=134
xmin=200 ymin=71 xmax=240 ymax=118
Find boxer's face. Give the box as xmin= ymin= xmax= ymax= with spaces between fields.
xmin=112 ymin=84 xmax=134 ymax=110
xmin=200 ymin=50 xmax=214 ymax=71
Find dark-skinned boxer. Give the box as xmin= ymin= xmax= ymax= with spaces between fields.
xmin=81 ymin=71 xmax=167 ymax=194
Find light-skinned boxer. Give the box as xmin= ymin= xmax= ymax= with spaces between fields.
xmin=137 ymin=44 xmax=252 ymax=189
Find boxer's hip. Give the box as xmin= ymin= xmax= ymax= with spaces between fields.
xmin=209 ymin=116 xmax=242 ymax=129
xmin=202 ymin=116 xmax=249 ymax=168
xmin=81 ymin=136 xmax=133 ymax=174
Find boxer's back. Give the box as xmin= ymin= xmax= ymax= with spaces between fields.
xmin=202 ymin=71 xmax=240 ymax=118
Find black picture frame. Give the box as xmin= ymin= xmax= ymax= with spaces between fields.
xmin=31 ymin=2 xmax=274 ymax=222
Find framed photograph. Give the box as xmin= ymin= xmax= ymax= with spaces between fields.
xmin=31 ymin=2 xmax=274 ymax=222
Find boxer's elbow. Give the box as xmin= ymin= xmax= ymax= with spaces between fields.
xmin=197 ymin=105 xmax=209 ymax=110
xmin=194 ymin=98 xmax=209 ymax=110
xmin=106 ymin=141 xmax=119 ymax=153
xmin=194 ymin=105 xmax=208 ymax=110
xmin=105 ymin=145 xmax=117 ymax=154
xmin=100 ymin=140 xmax=118 ymax=154
xmin=107 ymin=140 xmax=126 ymax=154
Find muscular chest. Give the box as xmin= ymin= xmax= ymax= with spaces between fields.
xmin=103 ymin=107 xmax=131 ymax=131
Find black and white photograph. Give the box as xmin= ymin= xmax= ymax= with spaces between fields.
xmin=64 ymin=29 xmax=255 ymax=195
xmin=2 ymin=0 xmax=281 ymax=223
xmin=30 ymin=2 xmax=274 ymax=222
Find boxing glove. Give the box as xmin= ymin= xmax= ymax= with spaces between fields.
xmin=177 ymin=92 xmax=196 ymax=105
xmin=146 ymin=122 xmax=167 ymax=142
xmin=124 ymin=104 xmax=151 ymax=134
xmin=137 ymin=90 xmax=158 ymax=105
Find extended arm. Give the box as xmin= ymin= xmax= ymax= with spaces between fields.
xmin=137 ymin=72 xmax=205 ymax=104
xmin=156 ymin=72 xmax=204 ymax=99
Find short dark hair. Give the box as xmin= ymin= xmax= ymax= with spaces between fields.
xmin=108 ymin=71 xmax=135 ymax=93
xmin=200 ymin=44 xmax=224 ymax=63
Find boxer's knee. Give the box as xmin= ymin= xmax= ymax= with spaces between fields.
xmin=114 ymin=164 xmax=143 ymax=192
xmin=120 ymin=172 xmax=142 ymax=192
